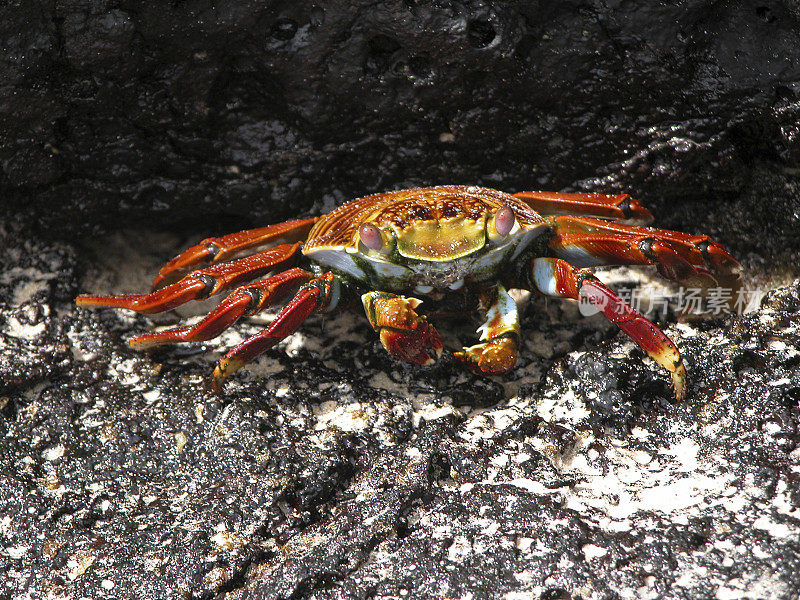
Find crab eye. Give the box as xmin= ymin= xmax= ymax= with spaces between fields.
xmin=495 ymin=207 xmax=516 ymax=237
xmin=359 ymin=223 xmax=384 ymax=251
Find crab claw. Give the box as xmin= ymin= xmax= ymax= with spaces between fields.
xmin=453 ymin=285 xmax=521 ymax=375
xmin=454 ymin=336 xmax=518 ymax=375
xmin=378 ymin=321 xmax=443 ymax=366
xmin=362 ymin=292 xmax=443 ymax=366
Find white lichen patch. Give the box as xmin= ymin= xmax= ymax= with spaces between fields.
xmin=42 ymin=444 xmax=65 ymax=462
xmin=142 ymin=389 xmax=161 ymax=403
xmin=558 ymin=434 xmax=738 ymax=526
xmin=459 ymin=403 xmax=532 ymax=444
xmin=660 ymin=437 xmax=700 ymax=472
xmin=447 ymin=535 xmax=473 ymax=562
xmin=66 ymin=550 xmax=96 ymax=581
xmin=236 ymin=351 xmax=288 ymax=380
xmin=581 ymin=543 xmax=608 ymax=560
xmin=3 ymin=313 xmax=47 ymax=340
xmin=4 ymin=545 xmax=29 ymax=559
xmin=535 ymin=388 xmax=590 ymax=425
xmin=65 ymin=327 xmax=98 ymax=361
xmin=411 ymin=401 xmax=460 ymax=428
xmin=209 ymin=530 xmax=247 ymax=552
xmin=0 ymin=265 xmax=58 ymax=305
xmin=13 ymin=278 xmax=55 ymax=306
xmin=105 ymin=357 xmax=146 ymax=387
xmin=313 ymin=401 xmax=374 ymax=433
xmin=752 ymin=515 xmax=795 ymax=539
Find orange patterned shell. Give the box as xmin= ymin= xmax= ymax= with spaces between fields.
xmin=303 ymin=186 xmax=545 ymax=254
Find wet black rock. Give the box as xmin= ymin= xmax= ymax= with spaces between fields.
xmin=2 ymin=221 xmax=800 ymax=598
xmin=2 ymin=1 xmax=800 ymax=599
xmin=2 ymin=0 xmax=800 ymax=248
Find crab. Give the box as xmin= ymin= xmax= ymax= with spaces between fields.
xmin=76 ymin=186 xmax=742 ymax=398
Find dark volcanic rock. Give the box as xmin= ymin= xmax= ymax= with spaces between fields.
xmin=2 ymin=1 xmax=800 ymax=599
xmin=2 ymin=0 xmax=800 ymax=246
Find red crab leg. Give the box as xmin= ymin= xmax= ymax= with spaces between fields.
xmin=211 ymin=273 xmax=339 ymax=392
xmin=513 ymin=191 xmax=654 ymax=225
xmin=361 ymin=292 xmax=443 ymax=366
xmin=531 ymin=257 xmax=686 ymax=400
xmin=454 ymin=285 xmax=520 ymax=375
xmin=128 ymin=268 xmax=314 ymax=349
xmin=76 ymin=243 xmax=300 ymax=314
xmin=547 ymin=216 xmax=742 ymax=285
xmin=152 ymin=217 xmax=318 ymax=289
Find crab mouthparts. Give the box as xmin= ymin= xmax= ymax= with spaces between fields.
xmin=394 ymin=216 xmax=486 ymax=261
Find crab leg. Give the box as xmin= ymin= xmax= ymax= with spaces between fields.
xmin=531 ymin=257 xmax=686 ymax=400
xmin=128 ymin=268 xmax=314 ymax=349
xmin=152 ymin=217 xmax=318 ymax=289
xmin=547 ymin=216 xmax=742 ymax=286
xmin=76 ymin=243 xmax=300 ymax=314
xmin=361 ymin=292 xmax=444 ymax=366
xmin=211 ymin=273 xmax=339 ymax=391
xmin=454 ymin=285 xmax=520 ymax=375
xmin=513 ymin=191 xmax=654 ymax=225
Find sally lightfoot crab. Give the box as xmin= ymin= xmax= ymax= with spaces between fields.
xmin=76 ymin=186 xmax=741 ymax=398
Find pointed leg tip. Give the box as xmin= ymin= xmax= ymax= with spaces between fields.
xmin=212 ymin=358 xmax=244 ymax=393
xmin=151 ymin=275 xmax=167 ymax=291
xmin=671 ymin=363 xmax=687 ymax=402
xmin=211 ymin=367 xmax=226 ymax=394
xmin=76 ymin=293 xmax=147 ymax=312
xmin=75 ymin=294 xmax=106 ymax=308
xmin=129 ymin=325 xmax=196 ymax=350
xmin=128 ymin=335 xmax=169 ymax=351
xmin=128 ymin=337 xmax=148 ymax=350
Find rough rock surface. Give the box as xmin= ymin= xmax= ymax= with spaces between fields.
xmin=2 ymin=1 xmax=800 ymax=599
xmin=2 ymin=225 xmax=800 ymax=599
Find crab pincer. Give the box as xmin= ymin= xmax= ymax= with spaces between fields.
xmin=453 ymin=285 xmax=521 ymax=375
xmin=361 ymin=292 xmax=443 ymax=365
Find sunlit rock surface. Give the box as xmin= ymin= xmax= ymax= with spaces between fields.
xmin=1 ymin=223 xmax=798 ymax=599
